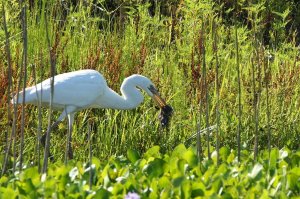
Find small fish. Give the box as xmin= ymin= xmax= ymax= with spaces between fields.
xmin=159 ymin=104 xmax=173 ymax=127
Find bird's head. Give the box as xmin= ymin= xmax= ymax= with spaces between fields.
xmin=124 ymin=74 xmax=173 ymax=127
xmin=132 ymin=75 xmax=167 ymax=109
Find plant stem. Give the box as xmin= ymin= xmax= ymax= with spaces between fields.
xmin=235 ymin=26 xmax=241 ymax=162
xmin=88 ymin=122 xmax=93 ymax=190
xmin=264 ymin=53 xmax=271 ymax=156
xmin=213 ymin=18 xmax=220 ymax=165
xmin=234 ymin=0 xmax=242 ymax=162
xmin=42 ymin=1 xmax=56 ymax=173
xmin=19 ymin=0 xmax=28 ymax=172
xmin=1 ymin=3 xmax=13 ymax=176
xmin=201 ymin=19 xmax=211 ymax=160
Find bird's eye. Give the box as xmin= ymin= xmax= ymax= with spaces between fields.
xmin=148 ymin=85 xmax=157 ymax=93
xmin=136 ymin=86 xmax=142 ymax=91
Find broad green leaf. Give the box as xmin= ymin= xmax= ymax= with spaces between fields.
xmin=111 ymin=183 xmax=124 ymax=195
xmin=177 ymin=159 xmax=187 ymax=174
xmin=158 ymin=176 xmax=171 ymax=189
xmin=181 ymin=180 xmax=191 ymax=199
xmin=169 ymin=156 xmax=179 ymax=175
xmin=160 ymin=188 xmax=171 ymax=199
xmin=127 ymin=149 xmax=140 ymax=164
xmin=259 ymin=189 xmax=271 ymax=199
xmin=23 ymin=178 xmax=36 ymax=193
xmin=92 ymin=157 xmax=101 ymax=170
xmin=143 ymin=158 xmax=166 ymax=179
xmin=202 ymin=164 xmax=216 ymax=185
xmin=290 ymin=152 xmax=300 ymax=167
xmin=226 ymin=186 xmax=239 ymax=198
xmin=94 ymin=188 xmax=111 ymax=199
xmin=171 ymin=144 xmax=187 ymax=159
xmin=144 ymin=146 xmax=161 ymax=159
xmin=289 ymin=167 xmax=300 ymax=176
xmin=227 ymin=152 xmax=235 ymax=164
xmin=0 ymin=187 xmax=17 ymax=199
xmin=219 ymin=192 xmax=234 ymax=199
xmin=172 ymin=176 xmax=185 ymax=187
xmin=0 ymin=176 xmax=8 ymax=185
xmin=287 ymin=173 xmax=299 ymax=190
xmin=191 ymin=181 xmax=206 ymax=193
xmin=17 ymin=184 xmax=27 ymax=196
xmin=149 ymin=191 xmax=159 ymax=198
xmin=191 ymin=188 xmax=204 ymax=198
xmin=107 ymin=164 xmax=119 ymax=182
xmin=20 ymin=167 xmax=39 ymax=181
xmin=54 ymin=165 xmax=69 ymax=178
xmin=219 ymin=147 xmax=230 ymax=161
xmin=150 ymin=178 xmax=159 ymax=194
xmin=183 ymin=149 xmax=198 ymax=168
xmin=214 ymin=163 xmax=228 ymax=177
xmin=269 ymin=148 xmax=278 ymax=171
xmin=211 ymin=178 xmax=222 ymax=193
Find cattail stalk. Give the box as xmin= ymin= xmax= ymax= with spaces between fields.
xmin=251 ymin=56 xmax=259 ymax=160
xmin=264 ymin=53 xmax=271 ymax=156
xmin=213 ymin=18 xmax=220 ymax=165
xmin=255 ymin=47 xmax=262 ymax=160
xmin=201 ymin=19 xmax=211 ymax=159
xmin=19 ymin=0 xmax=28 ymax=172
xmin=88 ymin=122 xmax=93 ymax=190
xmin=32 ymin=62 xmax=42 ymax=172
xmin=42 ymin=1 xmax=56 ymax=173
xmin=1 ymin=3 xmax=13 ymax=175
xmin=196 ymin=116 xmax=203 ymax=160
xmin=234 ymin=2 xmax=241 ymax=162
xmin=195 ymin=30 xmax=202 ymax=160
xmin=195 ymin=48 xmax=202 ymax=159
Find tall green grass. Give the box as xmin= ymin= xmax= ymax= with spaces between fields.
xmin=0 ymin=1 xmax=299 ymax=172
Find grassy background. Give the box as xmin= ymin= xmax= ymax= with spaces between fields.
xmin=0 ymin=0 xmax=299 ymax=168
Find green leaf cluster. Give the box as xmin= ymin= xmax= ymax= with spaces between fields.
xmin=0 ymin=145 xmax=299 ymax=198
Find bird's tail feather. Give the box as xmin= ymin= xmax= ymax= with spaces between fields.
xmin=11 ymin=87 xmax=35 ymax=104
xmin=11 ymin=91 xmax=24 ymax=104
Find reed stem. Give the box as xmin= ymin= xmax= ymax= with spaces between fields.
xmin=19 ymin=0 xmax=28 ymax=172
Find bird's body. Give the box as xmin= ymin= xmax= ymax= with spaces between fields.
xmin=14 ymin=69 xmax=149 ymax=111
xmin=12 ymin=69 xmax=171 ymax=160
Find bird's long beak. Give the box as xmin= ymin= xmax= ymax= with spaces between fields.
xmin=148 ymin=85 xmax=167 ymax=108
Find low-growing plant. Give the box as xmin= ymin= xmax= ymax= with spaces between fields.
xmin=0 ymin=145 xmax=299 ymax=198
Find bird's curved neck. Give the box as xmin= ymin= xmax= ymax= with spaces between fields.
xmin=101 ymin=78 xmax=144 ymax=110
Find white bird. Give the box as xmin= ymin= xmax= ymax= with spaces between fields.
xmin=12 ymin=69 xmax=169 ymax=159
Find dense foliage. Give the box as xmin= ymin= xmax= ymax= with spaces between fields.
xmin=1 ymin=145 xmax=299 ymax=198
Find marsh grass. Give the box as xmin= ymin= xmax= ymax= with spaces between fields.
xmin=1 ymin=0 xmax=299 ymax=174
xmin=212 ymin=18 xmax=220 ymax=165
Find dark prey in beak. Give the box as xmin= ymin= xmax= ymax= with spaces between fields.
xmin=148 ymin=85 xmax=173 ymax=127
xmin=159 ymin=104 xmax=173 ymax=127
